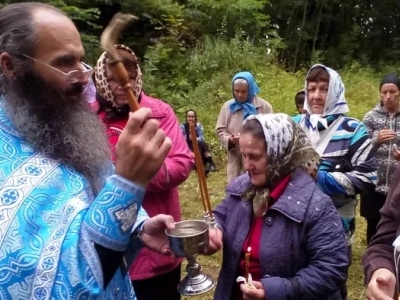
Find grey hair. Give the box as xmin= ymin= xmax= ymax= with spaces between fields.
xmin=241 ymin=119 xmax=265 ymax=140
xmin=233 ymin=78 xmax=248 ymax=86
xmin=0 ymin=3 xmax=66 ymax=89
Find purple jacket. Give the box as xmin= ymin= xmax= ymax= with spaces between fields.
xmin=213 ymin=167 xmax=348 ymax=300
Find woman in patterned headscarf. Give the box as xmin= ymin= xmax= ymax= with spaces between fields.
xmin=215 ymin=71 xmax=273 ymax=184
xmin=293 ymin=64 xmax=377 ymax=300
xmin=206 ymin=113 xmax=348 ymax=300
xmin=93 ymin=44 xmax=193 ymax=300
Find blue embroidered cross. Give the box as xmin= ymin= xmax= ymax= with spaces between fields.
xmin=25 ymin=165 xmax=42 ymax=176
xmin=114 ymin=203 xmax=138 ymax=232
xmin=54 ymin=229 xmax=64 ymax=239
xmin=42 ymin=257 xmax=55 ymax=270
xmin=17 ymin=177 xmax=27 ymax=185
xmin=1 ymin=189 xmax=19 ymax=205
xmin=34 ymin=288 xmax=47 ymax=300
xmin=65 ymin=206 xmax=75 ymax=215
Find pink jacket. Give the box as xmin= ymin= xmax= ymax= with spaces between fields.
xmin=128 ymin=93 xmax=193 ymax=280
xmin=97 ymin=92 xmax=193 ymax=280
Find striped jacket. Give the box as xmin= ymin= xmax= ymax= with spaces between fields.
xmin=294 ymin=114 xmax=377 ymax=243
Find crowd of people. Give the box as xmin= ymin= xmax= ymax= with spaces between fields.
xmin=1 ymin=2 xmax=400 ymax=300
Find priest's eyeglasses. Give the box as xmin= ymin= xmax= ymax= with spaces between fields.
xmin=19 ymin=54 xmax=94 ymax=84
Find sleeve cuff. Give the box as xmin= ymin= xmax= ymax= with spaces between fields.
xmin=131 ymin=208 xmax=149 ymax=234
xmin=315 ymin=170 xmax=326 ymax=192
xmin=83 ymin=175 xmax=146 ymax=252
xmin=371 ymin=137 xmax=381 ymax=152
xmin=261 ymin=277 xmax=291 ymax=300
xmin=111 ymin=174 xmax=146 ymax=192
xmin=364 ymin=259 xmax=396 ymax=285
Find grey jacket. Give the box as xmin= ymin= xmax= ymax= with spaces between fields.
xmin=363 ymin=102 xmax=400 ymax=195
xmin=213 ymin=167 xmax=348 ymax=300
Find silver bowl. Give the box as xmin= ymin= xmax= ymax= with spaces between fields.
xmin=166 ymin=219 xmax=215 ymax=296
xmin=166 ymin=220 xmax=209 ymax=257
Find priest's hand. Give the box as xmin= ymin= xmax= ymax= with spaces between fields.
xmin=140 ymin=214 xmax=175 ymax=256
xmin=115 ymin=108 xmax=172 ymax=187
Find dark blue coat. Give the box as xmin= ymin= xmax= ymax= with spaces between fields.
xmin=213 ymin=167 xmax=348 ymax=300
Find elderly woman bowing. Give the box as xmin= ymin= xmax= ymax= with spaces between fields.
xmin=216 ymin=71 xmax=273 ymax=184
xmin=207 ymin=113 xmax=348 ymax=300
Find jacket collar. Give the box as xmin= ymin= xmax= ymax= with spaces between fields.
xmin=226 ymin=167 xmax=315 ymax=222
xmin=228 ymin=96 xmax=265 ymax=109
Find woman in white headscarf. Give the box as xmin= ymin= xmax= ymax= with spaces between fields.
xmin=293 ymin=64 xmax=377 ymax=300
xmin=207 ymin=113 xmax=348 ymax=300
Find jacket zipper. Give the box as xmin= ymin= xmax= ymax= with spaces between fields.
xmin=386 ymin=115 xmax=394 ymax=193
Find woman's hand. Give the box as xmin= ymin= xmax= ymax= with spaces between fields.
xmin=230 ymin=134 xmax=240 ymax=145
xmin=241 ymin=281 xmax=266 ymax=300
xmin=304 ymin=160 xmax=318 ymax=180
xmin=377 ymin=128 xmax=396 ymax=144
xmin=365 ymin=268 xmax=396 ymax=300
xmin=204 ymin=227 xmax=223 ymax=255
xmin=392 ymin=147 xmax=400 ymax=161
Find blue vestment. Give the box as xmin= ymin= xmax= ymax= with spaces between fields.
xmin=0 ymin=101 xmax=148 ymax=299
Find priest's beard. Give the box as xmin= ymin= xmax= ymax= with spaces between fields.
xmin=1 ymin=71 xmax=111 ymax=193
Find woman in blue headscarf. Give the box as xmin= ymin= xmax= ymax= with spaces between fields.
xmin=216 ymin=71 xmax=273 ymax=183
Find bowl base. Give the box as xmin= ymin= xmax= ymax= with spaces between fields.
xmin=177 ymin=272 xmax=215 ymax=296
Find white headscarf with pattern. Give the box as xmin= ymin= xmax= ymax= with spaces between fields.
xmin=304 ymin=64 xmax=349 ymax=128
xmin=242 ymin=113 xmax=320 ymax=217
xmin=301 ymin=64 xmax=349 ymax=146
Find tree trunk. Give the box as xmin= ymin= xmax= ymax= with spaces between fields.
xmin=280 ymin=6 xmax=297 ymax=62
xmin=293 ymin=0 xmax=308 ymax=71
xmin=311 ymin=0 xmax=325 ymax=59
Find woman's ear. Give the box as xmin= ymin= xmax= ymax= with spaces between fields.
xmin=0 ymin=52 xmax=16 ymax=79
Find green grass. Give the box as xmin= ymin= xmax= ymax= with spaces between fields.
xmin=179 ymin=169 xmax=368 ymax=300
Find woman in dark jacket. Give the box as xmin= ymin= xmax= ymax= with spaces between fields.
xmin=180 ymin=109 xmax=217 ymax=173
xmin=206 ymin=113 xmax=348 ymax=300
xmin=361 ymin=74 xmax=400 ymax=244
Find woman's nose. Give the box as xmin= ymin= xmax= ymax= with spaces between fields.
xmin=385 ymin=93 xmax=392 ymax=100
xmin=243 ymin=159 xmax=252 ymax=170
xmin=313 ymin=90 xmax=322 ymax=100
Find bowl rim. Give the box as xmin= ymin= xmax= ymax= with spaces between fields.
xmin=165 ymin=219 xmax=209 ymax=238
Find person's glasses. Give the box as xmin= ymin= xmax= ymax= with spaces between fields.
xmin=19 ymin=54 xmax=94 ymax=84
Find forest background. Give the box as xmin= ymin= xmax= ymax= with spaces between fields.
xmin=3 ymin=0 xmax=399 ymax=298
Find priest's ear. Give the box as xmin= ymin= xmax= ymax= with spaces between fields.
xmin=0 ymin=52 xmax=16 ymax=79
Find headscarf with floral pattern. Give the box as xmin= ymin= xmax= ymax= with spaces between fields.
xmin=242 ymin=113 xmax=320 ymax=217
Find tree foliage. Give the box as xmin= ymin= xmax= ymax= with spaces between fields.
xmin=2 ymin=0 xmax=399 ymax=79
